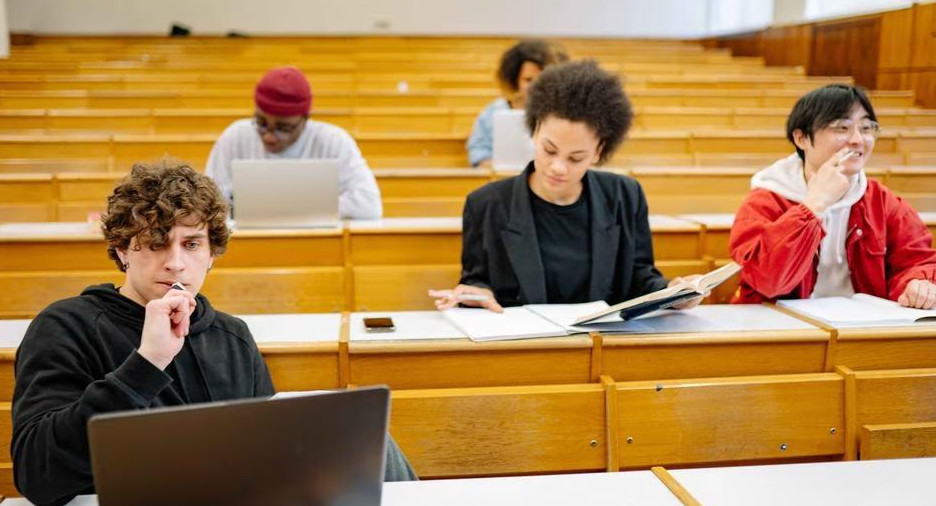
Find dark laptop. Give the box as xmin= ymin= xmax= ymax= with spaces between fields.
xmin=88 ymin=387 xmax=389 ymax=506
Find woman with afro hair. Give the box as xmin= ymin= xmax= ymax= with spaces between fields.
xmin=436 ymin=61 xmax=705 ymax=312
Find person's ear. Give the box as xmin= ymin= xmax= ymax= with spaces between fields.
xmin=116 ymin=249 xmax=128 ymax=270
xmin=792 ymin=129 xmax=812 ymax=152
xmin=592 ymin=142 xmax=604 ymax=166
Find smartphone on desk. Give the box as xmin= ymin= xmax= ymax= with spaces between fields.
xmin=363 ymin=317 xmax=396 ymax=333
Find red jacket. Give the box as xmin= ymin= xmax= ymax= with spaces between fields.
xmin=730 ymin=179 xmax=936 ymax=304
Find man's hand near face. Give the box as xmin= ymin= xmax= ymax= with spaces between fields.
xmin=137 ymin=288 xmax=197 ymax=370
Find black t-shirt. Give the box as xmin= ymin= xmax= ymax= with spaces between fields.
xmin=529 ymin=186 xmax=592 ymax=303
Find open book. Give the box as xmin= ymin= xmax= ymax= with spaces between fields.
xmin=442 ymin=301 xmax=654 ymax=342
xmin=573 ymin=262 xmax=741 ymax=326
xmin=777 ymin=294 xmax=936 ymax=327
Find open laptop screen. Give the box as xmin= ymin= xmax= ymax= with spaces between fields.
xmin=89 ymin=387 xmax=389 ymax=506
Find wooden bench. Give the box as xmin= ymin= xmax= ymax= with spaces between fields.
xmin=838 ymin=366 xmax=936 ymax=460
xmin=612 ymin=373 xmax=845 ymax=468
xmin=391 ymin=383 xmax=609 ymax=477
xmin=860 ymin=421 xmax=936 ymax=460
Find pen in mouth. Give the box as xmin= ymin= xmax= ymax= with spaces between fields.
xmin=170 ymin=282 xmax=185 ymax=291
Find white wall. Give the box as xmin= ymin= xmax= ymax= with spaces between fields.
xmin=7 ymin=0 xmax=712 ymax=38
xmin=773 ymin=0 xmax=808 ymax=25
xmin=707 ymin=0 xmax=774 ymax=36
xmin=0 ymin=0 xmax=9 ymax=58
xmin=804 ymin=0 xmax=912 ymax=20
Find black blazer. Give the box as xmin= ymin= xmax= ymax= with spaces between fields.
xmin=460 ymin=162 xmax=668 ymax=307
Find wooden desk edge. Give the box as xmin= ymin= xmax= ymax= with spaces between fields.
xmin=258 ymin=342 xmax=339 ymax=354
xmin=600 ymin=329 xmax=829 ymax=347
xmin=348 ymin=336 xmax=593 ymax=353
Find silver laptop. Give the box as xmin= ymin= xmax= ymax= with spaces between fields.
xmin=492 ymin=109 xmax=534 ymax=170
xmin=231 ymin=159 xmax=340 ymax=228
xmin=89 ymin=387 xmax=389 ymax=506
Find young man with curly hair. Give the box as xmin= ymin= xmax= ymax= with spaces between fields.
xmin=12 ymin=161 xmax=415 ymax=506
xmin=465 ymin=39 xmax=569 ymax=168
xmin=436 ymin=61 xmax=704 ymax=311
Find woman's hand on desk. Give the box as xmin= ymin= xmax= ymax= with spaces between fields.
xmin=667 ymin=274 xmax=707 ymax=310
xmin=898 ymin=279 xmax=936 ymax=309
xmin=430 ymin=285 xmax=504 ymax=313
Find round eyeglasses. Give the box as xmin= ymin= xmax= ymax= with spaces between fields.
xmin=825 ymin=120 xmax=881 ymax=141
xmin=253 ymin=118 xmax=304 ymax=141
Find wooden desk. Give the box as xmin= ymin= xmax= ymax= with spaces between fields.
xmin=774 ymin=299 xmax=936 ymax=372
xmin=9 ymin=458 xmax=936 ymax=505
xmin=347 ymin=218 xmax=462 ymax=311
xmin=0 ymin=216 xmax=714 ymax=316
xmin=244 ymin=313 xmax=343 ymax=391
xmin=678 ymin=213 xmax=736 ymax=303
xmin=613 ymin=372 xmax=845 ymax=469
xmin=348 ymin=311 xmax=594 ymax=389
xmin=646 ymin=215 xmax=706 ymax=272
xmin=677 ymin=213 xmax=734 ymax=259
xmin=829 ymin=325 xmax=936 ymax=371
xmin=668 ymin=457 xmax=936 ymax=505
xmin=600 ymin=305 xmax=829 ymax=381
xmin=372 ymin=168 xmax=490 ymax=217
xmin=0 ymin=471 xmax=683 ymax=505
xmin=0 ymin=223 xmax=346 ymax=317
xmin=633 ymin=167 xmax=752 ymax=215
xmin=381 ymin=471 xmax=682 ymax=505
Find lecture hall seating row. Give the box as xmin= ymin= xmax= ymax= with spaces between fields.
xmin=7 ymin=165 xmax=936 ymax=223
xmin=1 ymin=106 xmax=934 ymax=136
xmin=0 ymin=216 xmax=716 ymax=318
xmin=0 ymin=354 xmax=933 ymax=492
xmin=0 ymin=88 xmax=914 ymax=110
xmin=0 ymin=127 xmax=931 ymax=169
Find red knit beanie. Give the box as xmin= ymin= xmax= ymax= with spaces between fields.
xmin=254 ymin=66 xmax=312 ymax=117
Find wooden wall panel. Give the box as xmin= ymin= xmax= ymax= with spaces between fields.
xmin=761 ymin=25 xmax=812 ymax=69
xmin=810 ymin=17 xmax=881 ymax=89
xmin=879 ymin=8 xmax=915 ymax=70
xmin=910 ymin=3 xmax=936 ymax=69
xmin=700 ymin=31 xmax=762 ymax=58
xmin=704 ymin=6 xmax=936 ymax=107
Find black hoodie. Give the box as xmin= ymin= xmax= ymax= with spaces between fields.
xmin=11 ymin=284 xmax=275 ymax=505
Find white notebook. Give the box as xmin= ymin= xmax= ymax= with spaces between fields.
xmin=777 ymin=294 xmax=936 ymax=327
xmin=442 ymin=301 xmax=652 ymax=342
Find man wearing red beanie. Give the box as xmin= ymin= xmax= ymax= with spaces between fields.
xmin=206 ymin=66 xmax=382 ymax=219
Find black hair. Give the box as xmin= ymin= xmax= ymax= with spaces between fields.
xmin=786 ymin=84 xmax=877 ymax=161
xmin=524 ymin=60 xmax=633 ymax=166
xmin=497 ymin=39 xmax=569 ymax=92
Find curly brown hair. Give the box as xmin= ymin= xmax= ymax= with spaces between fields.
xmin=102 ymin=160 xmax=230 ymax=271
xmin=497 ymin=39 xmax=569 ymax=92
xmin=525 ymin=60 xmax=633 ymax=166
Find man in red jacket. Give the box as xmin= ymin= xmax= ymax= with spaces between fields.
xmin=730 ymin=84 xmax=936 ymax=307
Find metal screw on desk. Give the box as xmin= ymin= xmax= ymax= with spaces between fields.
xmin=589 ymin=439 xmax=598 ymax=447
xmin=830 ymin=428 xmax=837 ymax=434
xmin=779 ymin=443 xmax=788 ymax=451
xmin=626 ymin=437 xmax=634 ymax=444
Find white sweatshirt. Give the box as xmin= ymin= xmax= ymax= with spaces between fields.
xmin=750 ymin=153 xmax=868 ymax=298
xmin=205 ymin=118 xmax=383 ymax=220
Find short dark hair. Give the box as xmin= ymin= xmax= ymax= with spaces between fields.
xmin=497 ymin=39 xmax=569 ymax=92
xmin=102 ymin=160 xmax=231 ymax=271
xmin=525 ymin=60 xmax=633 ymax=166
xmin=786 ymin=84 xmax=878 ymax=161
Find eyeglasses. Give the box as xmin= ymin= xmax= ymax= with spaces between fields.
xmin=824 ymin=120 xmax=881 ymax=141
xmin=253 ymin=117 xmax=304 ymax=140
